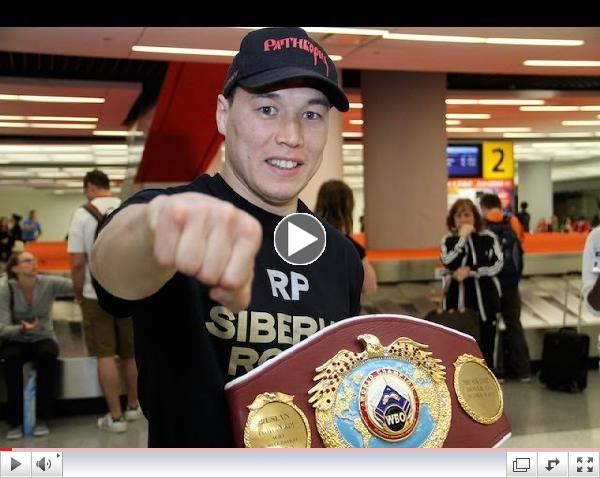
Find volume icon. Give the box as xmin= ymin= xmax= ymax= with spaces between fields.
xmin=36 ymin=457 xmax=51 ymax=471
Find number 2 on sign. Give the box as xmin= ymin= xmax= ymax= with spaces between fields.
xmin=492 ymin=148 xmax=504 ymax=173
xmin=483 ymin=142 xmax=513 ymax=179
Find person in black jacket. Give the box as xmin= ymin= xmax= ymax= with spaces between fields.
xmin=440 ymin=198 xmax=503 ymax=372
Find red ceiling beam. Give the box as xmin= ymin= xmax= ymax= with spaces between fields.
xmin=135 ymin=62 xmax=228 ymax=183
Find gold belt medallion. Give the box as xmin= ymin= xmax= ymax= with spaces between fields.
xmin=309 ymin=334 xmax=451 ymax=448
xmin=243 ymin=392 xmax=311 ymax=448
xmin=453 ymin=354 xmax=503 ymax=425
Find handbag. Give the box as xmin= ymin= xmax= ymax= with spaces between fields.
xmin=423 ymin=278 xmax=481 ymax=343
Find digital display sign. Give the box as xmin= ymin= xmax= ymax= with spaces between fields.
xmin=447 ymin=144 xmax=482 ymax=178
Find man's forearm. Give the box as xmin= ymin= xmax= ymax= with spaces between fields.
xmin=71 ymin=264 xmax=86 ymax=301
xmin=91 ymin=203 xmax=175 ymax=301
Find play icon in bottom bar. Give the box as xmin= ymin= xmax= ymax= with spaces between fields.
xmin=1 ymin=452 xmax=31 ymax=477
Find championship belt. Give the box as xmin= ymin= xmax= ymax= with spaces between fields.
xmin=225 ymin=314 xmax=510 ymax=448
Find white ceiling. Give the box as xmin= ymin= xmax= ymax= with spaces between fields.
xmin=0 ymin=26 xmax=599 ymax=190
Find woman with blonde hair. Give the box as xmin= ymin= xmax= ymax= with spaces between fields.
xmin=441 ymin=198 xmax=503 ymax=371
xmin=315 ymin=180 xmax=377 ymax=294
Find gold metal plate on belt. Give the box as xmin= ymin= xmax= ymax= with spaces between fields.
xmin=243 ymin=392 xmax=311 ymax=448
xmin=453 ymin=354 xmax=503 ymax=425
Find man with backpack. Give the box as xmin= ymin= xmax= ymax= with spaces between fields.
xmin=479 ymin=193 xmax=532 ymax=382
xmin=67 ymin=169 xmax=143 ymax=431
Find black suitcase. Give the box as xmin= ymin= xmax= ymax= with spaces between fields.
xmin=423 ymin=276 xmax=481 ymax=343
xmin=539 ymin=275 xmax=590 ymax=392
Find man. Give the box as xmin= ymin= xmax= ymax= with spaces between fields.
xmin=582 ymin=225 xmax=600 ymax=315
xmin=479 ymin=193 xmax=531 ymax=382
xmin=91 ymin=27 xmax=363 ymax=447
xmin=67 ymin=169 xmax=142 ymax=433
xmin=21 ymin=210 xmax=41 ymax=243
xmin=516 ymin=201 xmax=531 ymax=233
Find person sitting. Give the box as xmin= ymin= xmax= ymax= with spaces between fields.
xmin=0 ymin=251 xmax=73 ymax=439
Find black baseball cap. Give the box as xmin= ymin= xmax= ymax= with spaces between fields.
xmin=223 ymin=27 xmax=349 ymax=112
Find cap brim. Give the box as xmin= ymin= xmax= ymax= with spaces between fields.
xmin=237 ymin=67 xmax=349 ymax=112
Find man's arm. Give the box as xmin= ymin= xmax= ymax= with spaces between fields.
xmin=582 ymin=229 xmax=600 ymax=314
xmin=69 ymin=253 xmax=86 ymax=301
xmin=91 ymin=192 xmax=262 ymax=313
xmin=587 ymin=277 xmax=600 ymax=311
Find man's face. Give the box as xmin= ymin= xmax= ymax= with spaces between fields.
xmin=84 ymin=183 xmax=94 ymax=201
xmin=217 ymin=86 xmax=330 ymax=212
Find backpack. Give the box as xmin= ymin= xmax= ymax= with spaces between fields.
xmin=82 ymin=203 xmax=113 ymax=239
xmin=487 ymin=214 xmax=524 ymax=287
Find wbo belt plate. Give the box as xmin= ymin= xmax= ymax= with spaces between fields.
xmin=309 ymin=334 xmax=451 ymax=448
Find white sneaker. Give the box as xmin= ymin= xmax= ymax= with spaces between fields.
xmin=97 ymin=413 xmax=128 ymax=433
xmin=33 ymin=422 xmax=50 ymax=436
xmin=6 ymin=426 xmax=23 ymax=440
xmin=124 ymin=404 xmax=143 ymax=421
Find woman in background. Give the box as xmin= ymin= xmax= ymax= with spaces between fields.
xmin=440 ymin=198 xmax=503 ymax=372
xmin=0 ymin=251 xmax=73 ymax=439
xmin=0 ymin=216 xmax=10 ymax=263
xmin=315 ymin=179 xmax=378 ymax=294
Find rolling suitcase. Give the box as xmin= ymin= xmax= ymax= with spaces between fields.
xmin=539 ymin=274 xmax=590 ymax=392
xmin=423 ymin=278 xmax=481 ymax=343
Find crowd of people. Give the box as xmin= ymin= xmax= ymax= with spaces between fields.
xmin=0 ymin=212 xmax=38 ymax=264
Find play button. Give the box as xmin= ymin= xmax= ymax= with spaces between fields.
xmin=11 ymin=458 xmax=21 ymax=471
xmin=274 ymin=213 xmax=326 ymax=265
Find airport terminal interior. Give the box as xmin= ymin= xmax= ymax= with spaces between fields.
xmin=1 ymin=27 xmax=600 ymax=449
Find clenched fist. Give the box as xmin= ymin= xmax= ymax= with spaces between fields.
xmin=147 ymin=193 xmax=263 ymax=312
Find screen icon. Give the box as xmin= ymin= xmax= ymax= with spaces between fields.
xmin=507 ymin=452 xmax=537 ymax=477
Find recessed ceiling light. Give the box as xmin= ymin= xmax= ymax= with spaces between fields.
xmin=29 ymin=123 xmax=97 ymax=129
xmin=446 ymin=99 xmax=544 ymax=105
xmin=547 ymin=132 xmax=595 ymax=137
xmin=562 ymin=120 xmax=600 ymax=126
xmin=483 ymin=127 xmax=532 ymax=132
xmin=487 ymin=38 xmax=583 ymax=46
xmin=27 ymin=116 xmax=98 ymax=122
xmin=342 ymin=132 xmax=363 ymax=138
xmin=446 ymin=114 xmax=491 ymax=119
xmin=302 ymin=27 xmax=389 ymax=36
xmin=349 ymin=120 xmax=364 ymax=125
xmin=93 ymin=131 xmax=144 ymax=137
xmin=349 ymin=103 xmax=363 ymax=109
xmin=446 ymin=127 xmax=481 ymax=133
xmin=519 ymin=106 xmax=580 ymax=111
xmin=503 ymin=133 xmax=547 ymax=138
xmin=0 ymin=122 xmax=27 ymax=128
xmin=0 ymin=115 xmax=26 ymax=120
xmin=0 ymin=94 xmax=105 ymax=104
xmin=479 ymin=99 xmax=545 ymax=105
xmin=384 ymin=33 xmax=583 ymax=46
xmin=132 ymin=45 xmax=237 ymax=57
xmin=524 ymin=60 xmax=600 ymax=67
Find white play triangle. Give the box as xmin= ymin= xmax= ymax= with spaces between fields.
xmin=288 ymin=221 xmax=318 ymax=257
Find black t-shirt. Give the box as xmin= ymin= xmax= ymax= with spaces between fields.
xmin=94 ymin=173 xmax=363 ymax=447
